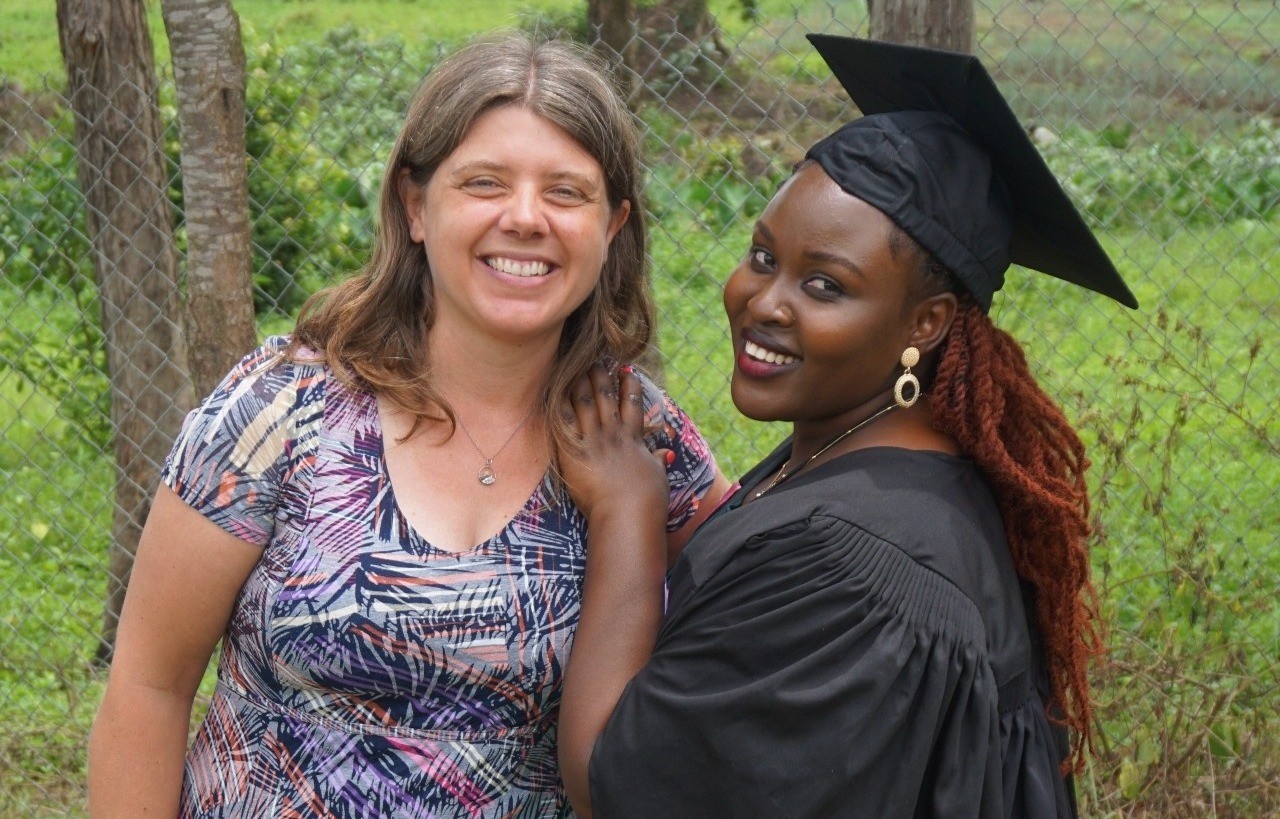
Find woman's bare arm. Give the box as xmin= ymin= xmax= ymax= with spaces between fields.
xmin=557 ymin=366 xmax=671 ymax=818
xmin=87 ymin=485 xmax=261 ymax=817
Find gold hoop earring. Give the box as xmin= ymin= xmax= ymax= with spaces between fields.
xmin=894 ymin=346 xmax=921 ymax=409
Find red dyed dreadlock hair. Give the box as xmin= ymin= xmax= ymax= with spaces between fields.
xmin=930 ymin=299 xmax=1104 ymax=772
xmin=890 ymin=224 xmax=1104 ymax=773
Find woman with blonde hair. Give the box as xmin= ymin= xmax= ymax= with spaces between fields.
xmin=88 ymin=33 xmax=728 ymax=818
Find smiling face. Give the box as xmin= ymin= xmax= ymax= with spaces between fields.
xmin=724 ymin=163 xmax=933 ymax=438
xmin=400 ymin=104 xmax=630 ymax=350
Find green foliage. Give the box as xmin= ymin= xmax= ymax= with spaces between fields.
xmin=513 ymin=3 xmax=591 ymax=42
xmin=1045 ymin=117 xmax=1280 ymax=235
xmin=639 ymin=111 xmax=795 ymax=472
xmin=734 ymin=0 xmax=762 ymax=24
xmin=0 ymin=120 xmax=92 ymax=292
xmin=0 ymin=132 xmax=110 ymax=450
xmin=0 ymin=285 xmax=109 ymax=453
xmin=645 ymin=115 xmax=791 ymax=248
xmin=237 ymin=29 xmax=430 ymax=317
xmin=990 ymin=221 xmax=1279 ymax=814
xmin=0 ymin=282 xmax=112 ymax=815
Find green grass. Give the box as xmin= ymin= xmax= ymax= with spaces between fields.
xmin=0 ymin=284 xmax=109 ymax=816
xmin=1 ymin=0 xmax=830 ymax=88
xmin=978 ymin=0 xmax=1279 ymax=136
xmin=0 ymin=284 xmax=226 ymax=816
xmin=963 ymin=223 xmax=1278 ymax=811
xmin=8 ymin=0 xmax=1264 ymax=87
xmin=1 ymin=0 xmax=585 ymax=88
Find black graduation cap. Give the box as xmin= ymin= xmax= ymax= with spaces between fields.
xmin=804 ymin=34 xmax=1138 ymax=310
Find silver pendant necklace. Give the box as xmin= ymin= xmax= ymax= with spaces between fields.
xmin=753 ymin=403 xmax=898 ymax=499
xmin=455 ymin=405 xmax=537 ymax=486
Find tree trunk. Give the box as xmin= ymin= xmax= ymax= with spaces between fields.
xmin=56 ymin=0 xmax=195 ymax=664
xmin=644 ymin=0 xmax=727 ymax=57
xmin=588 ymin=0 xmax=636 ymax=93
xmin=869 ymin=0 xmax=974 ymax=54
xmin=659 ymin=0 xmax=714 ymax=36
xmin=161 ymin=0 xmax=256 ymax=397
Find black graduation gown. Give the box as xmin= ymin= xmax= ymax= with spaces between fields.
xmin=589 ymin=445 xmax=1078 ymax=819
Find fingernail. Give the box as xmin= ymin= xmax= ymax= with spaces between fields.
xmin=619 ymin=364 xmax=634 ymax=375
xmin=664 ymin=450 xmax=675 ymax=466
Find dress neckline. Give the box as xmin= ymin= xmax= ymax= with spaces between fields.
xmin=370 ymin=392 xmax=554 ymax=557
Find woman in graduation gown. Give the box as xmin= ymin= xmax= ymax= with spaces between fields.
xmin=555 ymin=36 xmax=1139 ymax=819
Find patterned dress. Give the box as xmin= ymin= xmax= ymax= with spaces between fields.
xmin=162 ymin=337 xmax=718 ymax=818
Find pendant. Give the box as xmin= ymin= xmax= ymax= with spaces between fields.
xmin=478 ymin=461 xmax=496 ymax=486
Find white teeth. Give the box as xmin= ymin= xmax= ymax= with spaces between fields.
xmin=486 ymin=257 xmax=550 ymax=277
xmin=744 ymin=340 xmax=798 ymax=365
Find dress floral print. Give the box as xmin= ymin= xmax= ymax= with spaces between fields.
xmin=162 ymin=337 xmax=718 ymax=818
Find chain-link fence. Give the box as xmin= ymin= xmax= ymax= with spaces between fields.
xmin=2 ymin=2 xmax=1277 ymax=815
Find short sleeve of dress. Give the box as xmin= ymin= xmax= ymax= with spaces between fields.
xmin=634 ymin=370 xmax=718 ymax=532
xmin=160 ymin=335 xmax=324 ymax=547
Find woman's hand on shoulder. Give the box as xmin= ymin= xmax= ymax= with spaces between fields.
xmin=559 ymin=364 xmax=669 ymax=527
xmin=556 ymin=364 xmax=671 ymax=816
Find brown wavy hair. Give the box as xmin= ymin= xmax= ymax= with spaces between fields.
xmin=288 ymin=33 xmax=652 ymax=451
xmin=898 ymin=230 xmax=1104 ymax=773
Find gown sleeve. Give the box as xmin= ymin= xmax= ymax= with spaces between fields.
xmin=633 ymin=370 xmax=718 ymax=531
xmin=589 ymin=514 xmax=1008 ymax=819
xmin=997 ymin=671 xmax=1079 ymax=817
xmin=160 ymin=335 xmax=323 ymax=547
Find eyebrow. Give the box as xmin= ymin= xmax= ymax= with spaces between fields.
xmin=756 ymin=222 xmax=866 ymax=279
xmin=448 ymin=160 xmax=602 ymax=192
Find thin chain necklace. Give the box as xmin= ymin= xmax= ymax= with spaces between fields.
xmin=456 ymin=405 xmax=538 ymax=486
xmin=753 ymin=403 xmax=898 ymax=500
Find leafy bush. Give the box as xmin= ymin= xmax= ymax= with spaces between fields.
xmin=644 ymin=112 xmax=791 ymax=246
xmin=238 ymin=29 xmax=432 ymax=316
xmin=1045 ymin=117 xmax=1280 ymax=235
xmin=0 ymin=127 xmax=91 ymax=292
xmin=0 ymin=126 xmax=109 ymax=448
